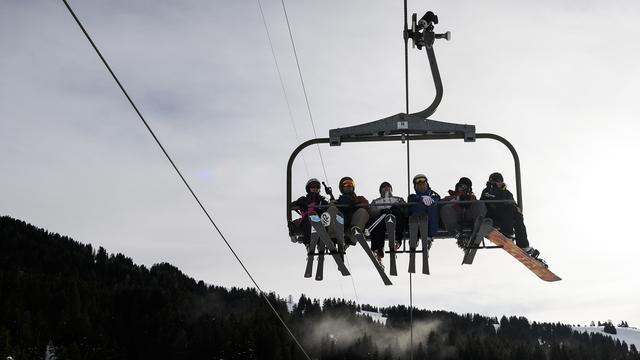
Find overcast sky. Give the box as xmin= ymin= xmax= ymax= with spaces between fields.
xmin=2 ymin=0 xmax=639 ymax=327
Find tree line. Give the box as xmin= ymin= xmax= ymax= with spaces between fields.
xmin=1 ymin=215 xmax=638 ymax=360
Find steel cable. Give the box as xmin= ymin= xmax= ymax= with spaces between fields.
xmin=255 ymin=0 xmax=311 ymax=179
xmin=279 ymin=0 xmax=364 ymax=306
xmin=280 ymin=0 xmax=330 ymax=185
xmin=59 ymin=1 xmax=312 ymax=358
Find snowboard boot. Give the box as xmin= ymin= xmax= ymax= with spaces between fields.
xmin=523 ymin=246 xmax=540 ymax=259
xmin=455 ymin=232 xmax=469 ymax=250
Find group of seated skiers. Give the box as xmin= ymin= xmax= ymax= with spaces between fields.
xmin=289 ymin=172 xmax=540 ymax=265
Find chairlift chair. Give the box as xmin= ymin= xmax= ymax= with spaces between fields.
xmin=286 ymin=11 xmax=560 ymax=284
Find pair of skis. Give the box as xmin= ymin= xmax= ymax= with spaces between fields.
xmin=368 ymin=213 xmax=432 ymax=279
xmin=407 ymin=214 xmax=431 ymax=275
xmin=367 ymin=213 xmax=431 ymax=277
xmin=305 ymin=210 xmax=393 ymax=285
xmin=304 ymin=211 xmax=349 ymax=280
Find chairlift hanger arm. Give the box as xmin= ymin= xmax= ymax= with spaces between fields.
xmin=328 ymin=113 xmax=475 ymax=146
xmin=328 ymin=11 xmax=455 ymax=147
xmin=404 ymin=11 xmax=451 ymax=119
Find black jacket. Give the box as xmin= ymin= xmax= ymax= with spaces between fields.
xmin=291 ymin=194 xmax=329 ymax=218
xmin=480 ymin=183 xmax=514 ymax=212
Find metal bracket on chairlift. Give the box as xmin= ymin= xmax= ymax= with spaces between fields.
xmin=329 ymin=112 xmax=475 ymax=146
xmin=328 ymin=11 xmax=469 ymax=147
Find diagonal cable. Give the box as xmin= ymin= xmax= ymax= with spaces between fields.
xmin=279 ymin=0 xmax=364 ymax=306
xmin=343 ymin=254 xmax=360 ymax=304
xmin=255 ymin=0 xmax=311 ymax=178
xmin=59 ymin=1 xmax=311 ymax=358
xmin=280 ymin=0 xmax=329 ymax=185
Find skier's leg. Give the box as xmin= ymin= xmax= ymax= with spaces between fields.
xmin=513 ymin=206 xmax=530 ymax=248
xmin=391 ymin=207 xmax=407 ymax=244
xmin=463 ymin=202 xmax=487 ymax=224
xmin=494 ymin=207 xmax=514 ymax=238
xmin=427 ymin=205 xmax=440 ymax=237
xmin=440 ymin=204 xmax=462 ymax=236
xmin=327 ymin=204 xmax=338 ymax=238
xmin=350 ymin=208 xmax=370 ymax=231
xmin=301 ymin=217 xmax=312 ymax=245
xmin=370 ymin=219 xmax=385 ymax=256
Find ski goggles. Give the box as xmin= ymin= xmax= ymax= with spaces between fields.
xmin=341 ymin=180 xmax=355 ymax=187
xmin=413 ymin=178 xmax=428 ymax=184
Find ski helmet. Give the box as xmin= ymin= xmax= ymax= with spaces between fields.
xmin=489 ymin=172 xmax=504 ymax=183
xmin=379 ymin=181 xmax=392 ymax=196
xmin=305 ymin=178 xmax=321 ymax=193
xmin=413 ymin=174 xmax=429 ymax=187
xmin=339 ymin=176 xmax=355 ymax=194
xmin=457 ymin=177 xmax=472 ymax=191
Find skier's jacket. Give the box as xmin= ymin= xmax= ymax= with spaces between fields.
xmin=370 ymin=194 xmax=405 ymax=218
xmin=337 ymin=193 xmax=369 ymax=226
xmin=480 ymin=183 xmax=515 ymax=213
xmin=407 ymin=189 xmax=440 ymax=216
xmin=442 ymin=189 xmax=478 ymax=209
xmin=291 ymin=193 xmax=329 ymax=220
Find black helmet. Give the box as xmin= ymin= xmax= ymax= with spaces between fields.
xmin=457 ymin=177 xmax=472 ymax=191
xmin=379 ymin=181 xmax=392 ymax=196
xmin=305 ymin=178 xmax=321 ymax=193
xmin=339 ymin=176 xmax=355 ymax=194
xmin=489 ymin=172 xmax=504 ymax=183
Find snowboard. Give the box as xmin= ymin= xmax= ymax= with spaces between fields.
xmin=484 ymin=228 xmax=561 ymax=282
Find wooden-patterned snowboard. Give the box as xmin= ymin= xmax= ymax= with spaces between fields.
xmin=485 ymin=229 xmax=561 ymax=282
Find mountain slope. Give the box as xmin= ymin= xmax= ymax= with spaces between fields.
xmin=1 ymin=215 xmax=639 ymax=360
xmin=574 ymin=326 xmax=640 ymax=349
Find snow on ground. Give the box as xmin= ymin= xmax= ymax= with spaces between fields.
xmin=357 ymin=310 xmax=387 ymax=326
xmin=572 ymin=326 xmax=640 ymax=349
xmin=284 ymin=299 xmax=639 ymax=350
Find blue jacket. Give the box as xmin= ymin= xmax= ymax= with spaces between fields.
xmin=407 ymin=189 xmax=441 ymax=216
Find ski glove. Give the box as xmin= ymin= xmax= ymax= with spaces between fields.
xmin=422 ymin=196 xmax=435 ymax=206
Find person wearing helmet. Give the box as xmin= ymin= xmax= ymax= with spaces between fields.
xmin=289 ymin=178 xmax=329 ymax=245
xmin=407 ymin=174 xmax=441 ymax=238
xmin=480 ymin=172 xmax=539 ymax=258
xmin=440 ymin=177 xmax=487 ymax=248
xmin=336 ymin=176 xmax=370 ymax=244
xmin=369 ymin=181 xmax=406 ymax=262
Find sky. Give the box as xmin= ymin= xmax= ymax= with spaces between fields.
xmin=1 ymin=0 xmax=639 ymax=327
